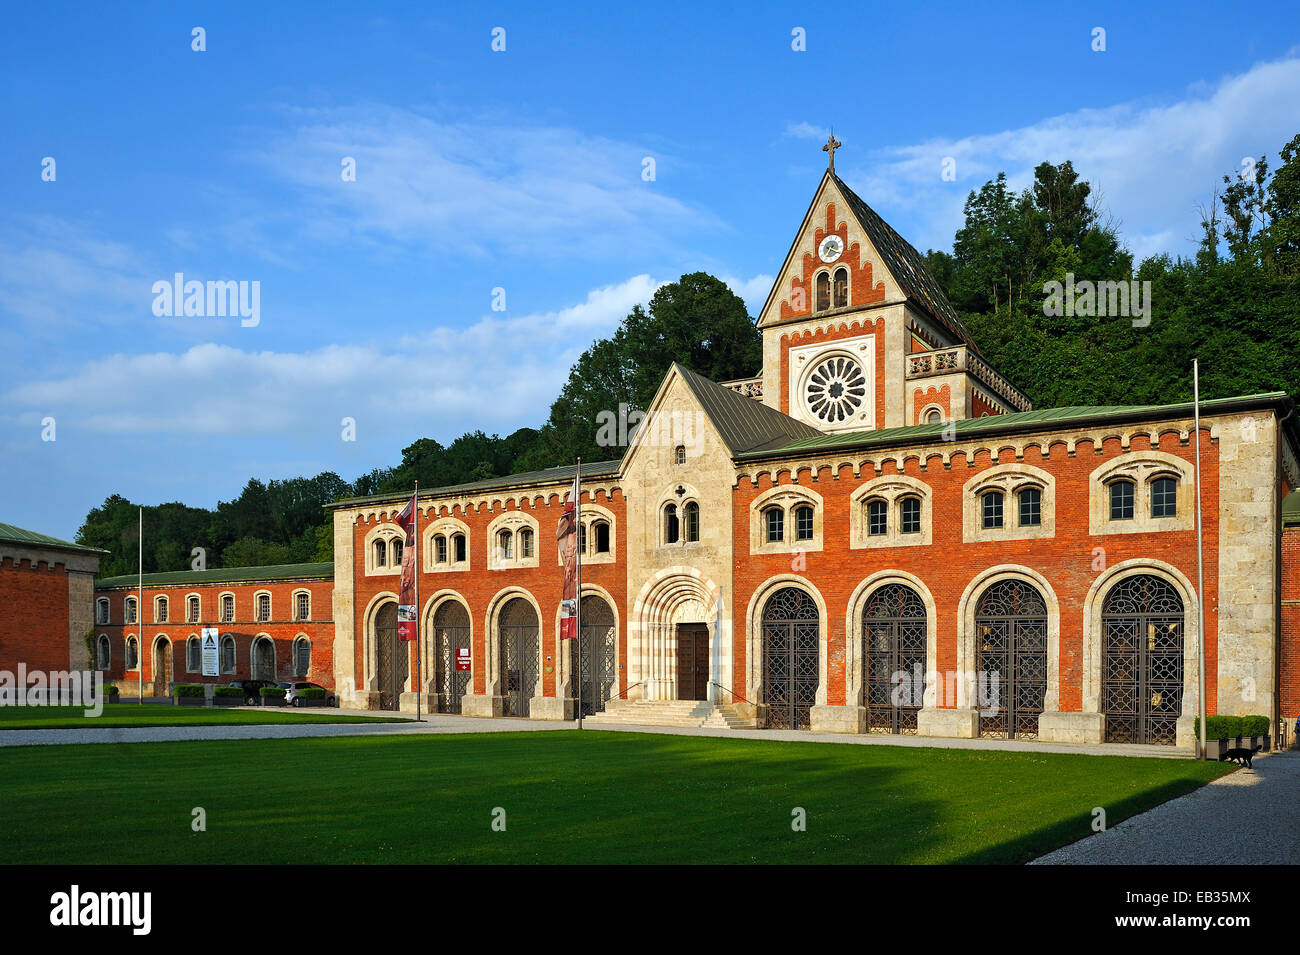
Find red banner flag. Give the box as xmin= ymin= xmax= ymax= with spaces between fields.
xmin=557 ymin=473 xmax=579 ymax=640
xmin=397 ymin=494 xmax=417 ymax=641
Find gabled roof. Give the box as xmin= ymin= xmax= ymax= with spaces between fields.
xmin=831 ymin=172 xmax=977 ymax=352
xmin=0 ymin=522 xmax=108 ymax=555
xmin=673 ymin=362 xmax=820 ymax=455
xmin=96 ymin=561 xmax=334 ymax=589
xmin=737 ymin=392 xmax=1296 ymax=460
xmin=326 ymin=460 xmax=622 ymax=510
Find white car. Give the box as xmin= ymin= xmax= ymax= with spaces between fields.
xmin=277 ymin=681 xmax=337 ymax=707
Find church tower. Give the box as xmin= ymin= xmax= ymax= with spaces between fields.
xmin=750 ymin=136 xmax=1030 ymax=433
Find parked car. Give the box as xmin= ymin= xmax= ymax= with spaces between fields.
xmin=277 ymin=681 xmax=337 ymax=708
xmin=226 ymin=679 xmax=281 ymax=705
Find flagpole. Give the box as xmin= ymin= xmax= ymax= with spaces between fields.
xmin=138 ymin=506 xmax=143 ymax=705
xmin=576 ymin=457 xmax=583 ymax=731
xmin=414 ymin=480 xmax=422 ymax=723
xmin=1194 ymin=360 xmax=1207 ymax=760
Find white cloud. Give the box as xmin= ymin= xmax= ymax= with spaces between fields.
xmin=722 ymin=273 xmax=775 ymax=315
xmin=834 ymin=56 xmax=1300 ymax=259
xmin=785 ymin=122 xmax=830 ymax=141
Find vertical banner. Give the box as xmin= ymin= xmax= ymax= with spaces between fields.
xmin=396 ymin=493 xmax=417 ymax=642
xmin=557 ymin=473 xmax=580 ymax=640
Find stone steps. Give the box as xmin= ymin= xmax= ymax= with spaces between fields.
xmin=583 ymin=699 xmax=756 ymax=730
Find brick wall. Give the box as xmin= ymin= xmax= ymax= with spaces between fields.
xmin=0 ymin=555 xmax=72 ymax=672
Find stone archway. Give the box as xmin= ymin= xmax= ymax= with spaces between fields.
xmin=152 ymin=637 xmax=173 ymax=697
xmin=630 ymin=568 xmax=724 ymax=703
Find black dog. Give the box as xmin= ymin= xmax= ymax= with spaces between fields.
xmin=1220 ymin=744 xmax=1262 ymax=768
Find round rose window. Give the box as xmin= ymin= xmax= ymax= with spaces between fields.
xmin=806 ymin=356 xmax=867 ymax=423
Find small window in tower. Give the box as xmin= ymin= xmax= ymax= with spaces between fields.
xmin=675 ymin=445 xmax=686 ymax=465
xmin=815 ymin=272 xmax=831 ymax=312
xmin=833 ymin=268 xmax=848 ymax=308
xmin=924 ymin=409 xmax=942 ymax=424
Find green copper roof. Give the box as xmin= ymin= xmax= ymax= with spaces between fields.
xmin=327 ymin=459 xmax=622 ymax=510
xmin=0 ymin=522 xmax=108 ymax=555
xmin=737 ymin=392 xmax=1294 ymax=460
xmin=674 ymin=363 xmax=821 ymax=454
xmin=96 ymin=561 xmax=333 ymax=589
xmin=1284 ymin=490 xmax=1300 ymax=527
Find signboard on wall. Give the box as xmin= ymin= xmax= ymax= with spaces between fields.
xmin=201 ymin=628 xmax=219 ymax=677
xmin=456 ymin=647 xmax=471 ymax=672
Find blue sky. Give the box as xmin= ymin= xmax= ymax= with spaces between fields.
xmin=3 ymin=1 xmax=1298 ymax=540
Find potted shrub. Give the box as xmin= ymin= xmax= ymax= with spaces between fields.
xmin=295 ymin=687 xmax=327 ymax=707
xmin=259 ymin=686 xmax=287 ymax=707
xmin=213 ymin=686 xmax=244 ymax=707
xmin=173 ymin=683 xmax=205 ymax=706
xmin=1195 ymin=715 xmax=1272 ymax=758
xmin=98 ymin=684 xmax=120 ymax=705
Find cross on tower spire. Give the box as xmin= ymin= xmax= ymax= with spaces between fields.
xmin=823 ymin=132 xmax=842 ymax=173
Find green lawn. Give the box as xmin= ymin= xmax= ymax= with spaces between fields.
xmin=0 ymin=730 xmax=1232 ymax=864
xmin=0 ymin=703 xmax=407 ymax=730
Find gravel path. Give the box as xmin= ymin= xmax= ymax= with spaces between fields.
xmin=1031 ymin=750 xmax=1300 ymax=864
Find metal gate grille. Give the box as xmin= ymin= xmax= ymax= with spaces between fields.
xmin=975 ymin=580 xmax=1048 ymax=739
xmin=762 ymin=588 xmax=819 ymax=730
xmin=574 ymin=595 xmax=616 ymax=716
xmin=864 ymin=584 xmax=927 ymax=734
xmin=376 ymin=625 xmax=404 ymax=711
xmin=1103 ymin=575 xmax=1184 ymax=745
xmin=433 ymin=602 xmax=471 ymax=714
xmin=499 ymin=598 xmax=538 ymax=718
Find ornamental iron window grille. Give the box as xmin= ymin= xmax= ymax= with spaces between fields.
xmin=374 ymin=602 xmax=405 ymax=711
xmin=499 ymin=598 xmax=539 ymax=718
xmin=975 ymin=580 xmax=1048 ymax=739
xmin=863 ymin=584 xmax=927 ymax=735
xmin=571 ymin=595 xmax=617 ymax=716
xmin=762 ymin=588 xmax=820 ymax=730
xmin=433 ymin=602 xmax=471 ymax=714
xmin=1102 ymin=575 xmax=1184 ymax=745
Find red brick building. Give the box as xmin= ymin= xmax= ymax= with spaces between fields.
xmin=327 ymin=162 xmax=1300 ymax=751
xmin=0 ymin=523 xmax=105 ymax=675
xmin=92 ymin=563 xmax=334 ymax=696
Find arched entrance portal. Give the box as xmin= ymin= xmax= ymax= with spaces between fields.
xmin=498 ymin=598 xmax=539 ymax=718
xmin=433 ymin=601 xmax=471 ymax=714
xmin=1102 ymin=574 xmax=1184 ymax=744
xmin=374 ymin=601 xmax=406 ymax=711
xmin=974 ymin=579 xmax=1048 ymax=739
xmin=152 ymin=637 xmax=173 ymax=697
xmin=863 ymin=584 xmax=927 ymax=734
xmin=761 ymin=588 xmax=819 ymax=730
xmin=572 ymin=594 xmax=617 ymax=716
xmin=251 ymin=636 xmax=276 ymax=682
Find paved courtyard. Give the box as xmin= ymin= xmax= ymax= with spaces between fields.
xmin=1032 ymin=749 xmax=1300 ymax=864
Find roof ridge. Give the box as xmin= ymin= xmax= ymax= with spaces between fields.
xmin=672 ymin=363 xmax=820 ymax=455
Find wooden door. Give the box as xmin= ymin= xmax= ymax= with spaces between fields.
xmin=676 ymin=626 xmax=709 ymax=701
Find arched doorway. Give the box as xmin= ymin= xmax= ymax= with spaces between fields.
xmin=1102 ymin=574 xmax=1184 ymax=744
xmin=152 ymin=637 xmax=172 ymax=697
xmin=252 ymin=636 xmax=276 ymax=682
xmin=863 ymin=583 xmax=927 ymax=734
xmin=571 ymin=594 xmax=616 ymax=716
xmin=975 ymin=579 xmax=1048 ymax=739
xmin=432 ymin=601 xmax=471 ymax=714
xmin=498 ymin=597 xmax=539 ymax=717
xmin=373 ymin=602 xmax=405 ymax=711
xmin=761 ymin=587 xmax=819 ymax=729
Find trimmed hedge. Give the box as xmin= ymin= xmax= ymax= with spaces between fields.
xmin=299 ymin=687 xmax=327 ymax=701
xmin=1194 ymin=715 xmax=1271 ymax=738
xmin=101 ymin=684 xmax=120 ymax=697
xmin=173 ymin=684 xmax=204 ymax=698
xmin=259 ymin=687 xmax=287 ymax=699
xmin=213 ymin=686 xmax=244 ymax=699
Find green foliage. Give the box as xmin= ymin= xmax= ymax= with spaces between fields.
xmin=299 ymin=687 xmax=327 ymax=700
xmin=101 ymin=684 xmax=119 ymax=697
xmin=1240 ymin=715 xmax=1271 ymax=737
xmin=213 ymin=686 xmax=243 ymax=698
xmin=172 ymin=684 xmax=204 ymax=698
xmin=259 ymin=687 xmax=287 ymax=699
xmin=1193 ymin=715 xmax=1269 ymax=738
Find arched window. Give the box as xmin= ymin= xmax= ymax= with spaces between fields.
xmin=1151 ymin=476 xmax=1177 ymax=518
xmin=126 ymin=636 xmax=139 ymax=670
xmin=391 ymin=539 xmax=403 ymax=565
xmin=1018 ymin=487 xmax=1042 ymax=526
xmin=497 ymin=529 xmax=513 ymax=560
xmin=155 ymin=596 xmax=168 ymax=623
xmin=762 ymin=587 xmax=821 ymax=729
xmin=519 ymin=528 xmax=534 ymax=558
xmin=220 ymin=635 xmax=236 ymax=674
xmin=187 ymin=595 xmax=200 ymax=623
xmin=664 ymin=504 xmax=680 ymax=544
xmin=221 ymin=593 xmax=235 ymax=622
xmin=578 ymin=523 xmax=587 ymax=553
xmin=975 ymin=579 xmax=1048 ymax=740
xmin=764 ymin=506 xmax=784 ymax=543
xmin=924 ymin=408 xmax=942 ymax=424
xmin=900 ymin=496 xmax=921 ymax=534
xmin=864 ymin=583 xmax=927 ymax=734
xmin=593 ymin=521 xmax=611 ymax=553
xmin=1101 ymin=574 xmax=1184 ymax=744
xmin=867 ymin=499 xmax=888 ymax=536
xmin=255 ymin=593 xmax=271 ymax=623
xmin=96 ymin=634 xmax=110 ymax=670
xmin=453 ymin=533 xmax=467 ymax=562
xmin=186 ymin=635 xmax=201 ymax=673
xmin=435 ymin=535 xmax=448 ymax=563
xmin=1110 ymin=479 xmax=1135 ymax=520
xmin=981 ymin=490 xmax=1004 ymax=529
xmin=294 ymin=591 xmax=310 ymax=621
xmin=374 ymin=538 xmax=387 ymax=567
xmin=815 ymin=271 xmax=831 ymax=312
xmin=96 ymin=598 xmax=110 ymax=625
xmin=684 ymin=502 xmax=700 ymax=543
xmin=794 ymin=504 xmax=814 ymax=542
xmin=833 ymin=267 xmax=849 ymax=308
xmin=125 ymin=597 xmax=137 ymax=624
xmin=675 ymin=445 xmax=686 ymax=465
xmin=293 ymin=637 xmax=311 ymax=677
